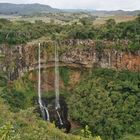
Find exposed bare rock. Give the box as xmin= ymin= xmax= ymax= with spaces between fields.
xmin=0 ymin=40 xmax=140 ymax=83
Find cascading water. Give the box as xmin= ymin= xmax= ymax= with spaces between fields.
xmin=36 ymin=43 xmax=70 ymax=132
xmin=55 ymin=43 xmax=63 ymax=125
xmin=55 ymin=43 xmax=60 ymax=109
xmin=38 ymin=43 xmax=50 ymax=121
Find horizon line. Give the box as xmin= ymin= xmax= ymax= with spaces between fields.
xmin=0 ymin=2 xmax=139 ymax=12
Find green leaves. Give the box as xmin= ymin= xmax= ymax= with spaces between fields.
xmin=0 ymin=122 xmax=20 ymax=140
xmin=81 ymin=125 xmax=92 ymax=138
xmin=0 ymin=101 xmax=100 ymax=140
xmin=59 ymin=67 xmax=70 ymax=87
xmin=0 ymin=88 xmax=26 ymax=112
xmin=67 ymin=69 xmax=140 ymax=140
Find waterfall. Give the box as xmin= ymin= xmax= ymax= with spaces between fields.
xmin=55 ymin=43 xmax=63 ymax=125
xmin=56 ymin=110 xmax=63 ymax=125
xmin=38 ymin=43 xmax=42 ymax=108
xmin=38 ymin=43 xmax=63 ymax=125
xmin=44 ymin=106 xmax=50 ymax=121
xmin=55 ymin=43 xmax=60 ymax=109
xmin=38 ymin=43 xmax=50 ymax=121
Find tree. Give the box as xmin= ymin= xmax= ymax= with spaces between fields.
xmin=67 ymin=69 xmax=140 ymax=140
xmin=136 ymin=13 xmax=140 ymax=23
xmin=79 ymin=17 xmax=93 ymax=26
xmin=106 ymin=19 xmax=116 ymax=28
xmin=68 ymin=78 xmax=123 ymax=139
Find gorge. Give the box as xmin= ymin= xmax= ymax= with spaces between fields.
xmin=0 ymin=39 xmax=140 ymax=140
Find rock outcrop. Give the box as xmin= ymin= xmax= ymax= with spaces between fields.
xmin=0 ymin=40 xmax=140 ymax=82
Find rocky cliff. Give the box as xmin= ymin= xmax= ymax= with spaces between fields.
xmin=0 ymin=40 xmax=140 ymax=82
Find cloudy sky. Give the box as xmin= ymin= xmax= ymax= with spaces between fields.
xmin=0 ymin=0 xmax=140 ymax=11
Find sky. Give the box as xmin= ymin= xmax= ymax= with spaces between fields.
xmin=0 ymin=0 xmax=140 ymax=11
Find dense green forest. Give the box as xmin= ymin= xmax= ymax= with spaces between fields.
xmin=0 ymin=68 xmax=139 ymax=140
xmin=67 ymin=69 xmax=140 ymax=140
xmin=0 ymin=15 xmax=140 ymax=51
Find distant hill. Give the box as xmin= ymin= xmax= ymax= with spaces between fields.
xmin=64 ymin=9 xmax=140 ymax=16
xmin=91 ymin=10 xmax=140 ymax=16
xmin=0 ymin=3 xmax=139 ymax=16
xmin=0 ymin=3 xmax=60 ymax=15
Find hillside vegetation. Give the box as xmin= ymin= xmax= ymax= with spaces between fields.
xmin=0 ymin=97 xmax=101 ymax=140
xmin=0 ymin=15 xmax=140 ymax=51
xmin=0 ymin=67 xmax=139 ymax=140
xmin=67 ymin=69 xmax=140 ymax=140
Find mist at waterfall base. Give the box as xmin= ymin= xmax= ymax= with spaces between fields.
xmin=37 ymin=43 xmax=71 ymax=133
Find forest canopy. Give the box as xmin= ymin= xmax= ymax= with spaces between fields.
xmin=0 ymin=16 xmax=140 ymax=51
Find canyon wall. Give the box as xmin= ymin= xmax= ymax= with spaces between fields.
xmin=0 ymin=40 xmax=140 ymax=82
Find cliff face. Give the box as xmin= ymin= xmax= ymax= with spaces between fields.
xmin=60 ymin=47 xmax=140 ymax=71
xmin=0 ymin=40 xmax=140 ymax=82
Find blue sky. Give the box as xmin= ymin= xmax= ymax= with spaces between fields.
xmin=0 ymin=0 xmax=140 ymax=10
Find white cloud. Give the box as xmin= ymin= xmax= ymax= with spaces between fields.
xmin=0 ymin=0 xmax=140 ymax=10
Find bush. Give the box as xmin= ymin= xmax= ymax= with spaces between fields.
xmin=67 ymin=69 xmax=140 ymax=140
xmin=0 ymin=88 xmax=26 ymax=112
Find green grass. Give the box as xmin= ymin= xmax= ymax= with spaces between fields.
xmin=121 ymin=134 xmax=140 ymax=140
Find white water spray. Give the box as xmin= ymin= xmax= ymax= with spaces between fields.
xmin=55 ymin=43 xmax=63 ymax=125
xmin=55 ymin=43 xmax=60 ymax=109
xmin=56 ymin=110 xmax=63 ymax=125
xmin=38 ymin=43 xmax=50 ymax=121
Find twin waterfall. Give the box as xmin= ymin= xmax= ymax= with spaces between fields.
xmin=55 ymin=43 xmax=60 ymax=109
xmin=38 ymin=43 xmax=62 ymax=124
